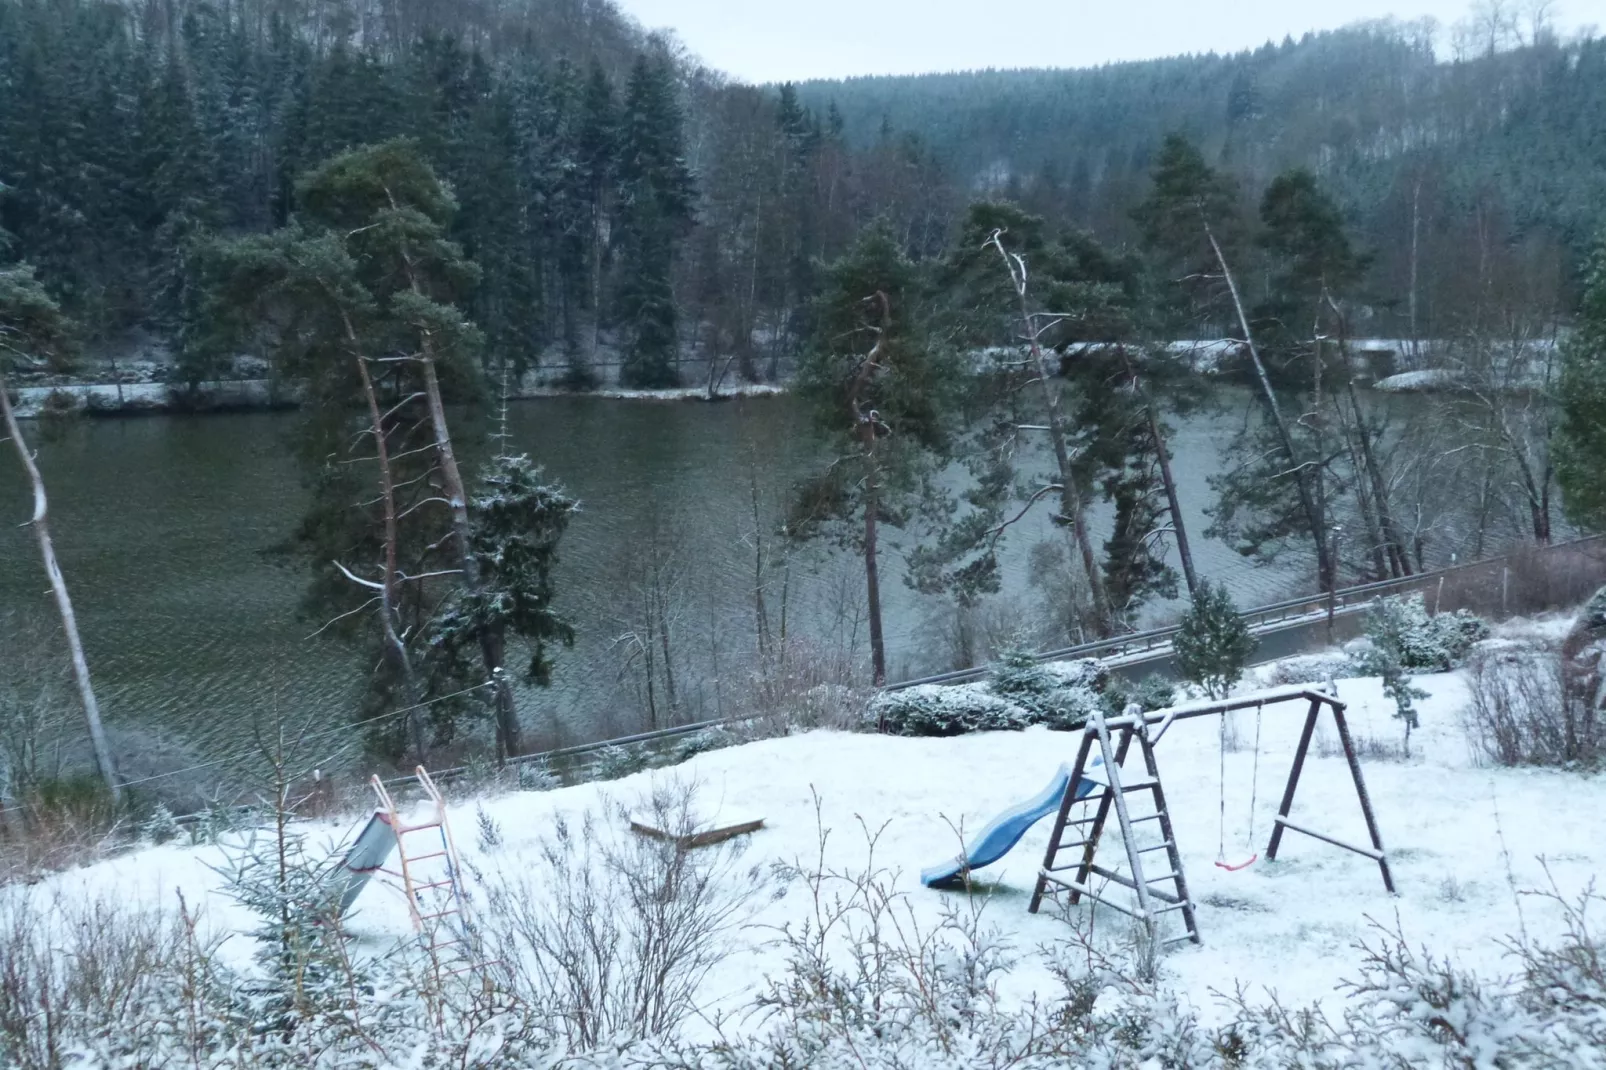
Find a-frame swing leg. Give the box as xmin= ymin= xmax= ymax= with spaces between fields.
xmin=1265 ymin=696 xmax=1396 ymax=893
xmin=1265 ymin=698 xmax=1320 ymax=863
xmin=1330 ymin=705 xmax=1397 ymax=893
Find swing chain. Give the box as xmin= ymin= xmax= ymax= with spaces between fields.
xmin=1217 ymin=710 xmax=1228 ymax=862
xmin=1247 ymin=700 xmax=1264 ymax=844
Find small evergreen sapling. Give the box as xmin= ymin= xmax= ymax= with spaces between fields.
xmin=1173 ymin=581 xmax=1256 ymax=699
xmin=141 ymin=802 xmax=182 ymax=845
xmin=1356 ymin=597 xmax=1432 ymax=756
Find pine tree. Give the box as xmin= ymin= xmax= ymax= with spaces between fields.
xmin=426 ymin=452 xmax=578 ymax=713
xmin=1172 ymin=581 xmax=1256 ymax=700
xmin=1557 ymin=233 xmax=1606 ymax=529
xmin=1136 ymin=139 xmax=1336 ymax=593
xmin=792 ymin=224 xmax=961 ymax=685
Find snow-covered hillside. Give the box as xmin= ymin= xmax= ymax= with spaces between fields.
xmin=28 ymin=663 xmax=1605 ymax=1037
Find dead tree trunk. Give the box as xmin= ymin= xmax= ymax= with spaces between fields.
xmin=1324 ymin=290 xmax=1411 ymax=578
xmin=353 ymin=351 xmax=427 ymax=760
xmin=850 ymin=293 xmax=892 ymax=687
xmin=397 ymin=242 xmax=524 ymax=760
xmin=0 ymin=376 xmax=120 ymax=804
xmin=1204 ymin=222 xmax=1334 ymax=592
xmin=986 ymin=231 xmax=1113 ymax=634
xmin=1118 ymin=345 xmax=1198 ymax=598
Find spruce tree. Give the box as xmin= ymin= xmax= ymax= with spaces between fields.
xmin=1172 ymin=581 xmax=1256 ymax=700
xmin=614 ymin=53 xmax=694 ymax=388
xmin=1557 ymin=233 xmax=1606 ymax=529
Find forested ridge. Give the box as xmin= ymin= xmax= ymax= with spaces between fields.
xmin=3 ymin=0 xmax=1602 ymax=385
xmin=802 ymin=20 xmax=1606 ymax=339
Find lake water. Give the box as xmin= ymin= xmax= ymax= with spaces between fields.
xmin=0 ymin=392 xmax=1310 ymax=780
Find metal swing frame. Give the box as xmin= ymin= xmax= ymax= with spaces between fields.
xmin=1029 ymin=683 xmax=1395 ymax=944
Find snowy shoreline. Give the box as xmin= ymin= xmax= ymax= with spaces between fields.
xmin=9 ymin=377 xmax=789 ymax=418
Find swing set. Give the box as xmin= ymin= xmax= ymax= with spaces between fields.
xmin=1029 ymin=682 xmax=1395 ymax=945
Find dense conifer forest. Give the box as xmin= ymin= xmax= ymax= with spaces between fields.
xmin=3 ymin=0 xmax=1602 ymax=380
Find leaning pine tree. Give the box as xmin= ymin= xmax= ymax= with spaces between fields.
xmin=1172 ymin=581 xmax=1256 ymax=700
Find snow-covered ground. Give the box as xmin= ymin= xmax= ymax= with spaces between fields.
xmin=24 ymin=658 xmax=1606 ymax=1037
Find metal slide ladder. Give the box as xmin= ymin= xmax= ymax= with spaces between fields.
xmin=1029 ymin=705 xmax=1201 ymax=947
xmin=369 ymin=767 xmax=494 ymax=980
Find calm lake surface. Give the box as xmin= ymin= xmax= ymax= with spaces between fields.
xmin=0 ymin=393 xmax=1304 ymax=773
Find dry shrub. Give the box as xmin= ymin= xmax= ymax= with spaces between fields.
xmin=729 ymin=637 xmax=872 ymax=735
xmin=0 ymin=889 xmax=226 ymax=1069
xmin=480 ymin=779 xmax=761 ymax=1048
xmin=1464 ymin=641 xmax=1602 ymax=768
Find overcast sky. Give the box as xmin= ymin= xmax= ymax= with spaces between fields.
xmin=610 ymin=0 xmax=1599 ymax=82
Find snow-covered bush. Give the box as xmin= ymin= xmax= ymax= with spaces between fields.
xmin=1221 ymin=888 xmax=1606 ymax=1068
xmin=1258 ymin=651 xmax=1353 ymax=688
xmin=1466 ymin=640 xmax=1602 ymax=768
xmin=725 ymin=808 xmax=1214 ymax=1069
xmin=1103 ymin=673 xmax=1176 ymax=717
xmin=517 ymin=759 xmax=560 ymax=791
xmin=594 ymin=743 xmax=649 ymax=780
xmin=871 ymin=654 xmax=1110 ymax=736
xmin=986 ymin=646 xmax=1106 ymax=729
xmin=869 ymin=683 xmax=1033 ymax=736
xmin=672 ymin=725 xmax=738 ymax=763
xmin=1366 ymin=594 xmax=1490 ymax=672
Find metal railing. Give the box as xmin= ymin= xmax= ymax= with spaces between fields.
xmin=390 ymin=534 xmax=1604 ymax=788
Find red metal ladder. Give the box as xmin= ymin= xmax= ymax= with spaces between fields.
xmin=369 ymin=766 xmax=494 ymax=980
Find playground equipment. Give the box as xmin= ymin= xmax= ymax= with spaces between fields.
xmin=1215 ymin=699 xmax=1264 ymax=872
xmin=327 ymin=766 xmax=493 ymax=978
xmin=921 ymin=761 xmax=1100 ymax=888
xmin=926 ymin=683 xmax=1394 ymax=945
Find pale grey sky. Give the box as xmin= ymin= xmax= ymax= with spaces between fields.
xmin=611 ymin=0 xmax=1600 ymax=82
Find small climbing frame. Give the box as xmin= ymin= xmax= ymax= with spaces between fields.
xmin=1029 ymin=684 xmax=1395 ymax=943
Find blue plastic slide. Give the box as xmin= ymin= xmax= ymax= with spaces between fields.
xmin=920 ymin=760 xmax=1101 ymax=888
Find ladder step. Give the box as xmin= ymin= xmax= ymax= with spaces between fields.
xmin=1086 ymin=864 xmax=1184 ymax=904
xmin=412 ymin=879 xmax=457 ymax=892
xmin=1163 ymin=932 xmax=1201 ymax=946
xmin=1153 ymin=900 xmax=1195 ymax=916
xmin=403 ymin=851 xmax=450 ymax=863
xmin=1136 ymin=841 xmax=1174 ymax=855
xmin=1037 ymin=874 xmax=1145 ymax=920
xmin=1055 ymin=839 xmax=1090 ymax=852
xmin=417 ymin=908 xmax=461 ymax=922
